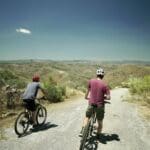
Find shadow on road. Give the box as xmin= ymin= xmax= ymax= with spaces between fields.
xmin=97 ymin=133 xmax=120 ymax=144
xmin=18 ymin=122 xmax=58 ymax=138
xmin=31 ymin=122 xmax=58 ymax=132
xmin=80 ymin=133 xmax=120 ymax=150
xmin=84 ymin=135 xmax=98 ymax=150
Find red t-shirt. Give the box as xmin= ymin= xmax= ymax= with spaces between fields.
xmin=88 ymin=79 xmax=110 ymax=106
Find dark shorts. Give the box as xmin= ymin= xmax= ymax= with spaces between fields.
xmin=86 ymin=105 xmax=105 ymax=120
xmin=23 ymin=99 xmax=36 ymax=111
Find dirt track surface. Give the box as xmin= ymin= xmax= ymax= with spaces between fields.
xmin=0 ymin=88 xmax=150 ymax=150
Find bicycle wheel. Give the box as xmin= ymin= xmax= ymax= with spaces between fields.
xmin=14 ymin=112 xmax=29 ymax=136
xmin=89 ymin=115 xmax=96 ymax=136
xmin=89 ymin=121 xmax=93 ymax=136
xmin=36 ymin=106 xmax=47 ymax=126
xmin=79 ymin=120 xmax=91 ymax=150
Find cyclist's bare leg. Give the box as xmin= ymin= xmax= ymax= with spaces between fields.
xmin=97 ymin=119 xmax=103 ymax=134
xmin=83 ymin=117 xmax=89 ymax=127
xmin=32 ymin=111 xmax=36 ymax=125
xmin=79 ymin=117 xmax=89 ymax=136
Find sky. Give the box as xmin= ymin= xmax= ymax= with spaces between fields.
xmin=0 ymin=0 xmax=150 ymax=61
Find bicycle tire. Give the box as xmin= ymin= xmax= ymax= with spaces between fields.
xmin=89 ymin=121 xmax=93 ymax=136
xmin=89 ymin=114 xmax=96 ymax=136
xmin=14 ymin=112 xmax=29 ymax=136
xmin=79 ymin=120 xmax=91 ymax=150
xmin=36 ymin=106 xmax=47 ymax=126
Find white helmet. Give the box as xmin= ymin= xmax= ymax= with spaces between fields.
xmin=96 ymin=68 xmax=105 ymax=76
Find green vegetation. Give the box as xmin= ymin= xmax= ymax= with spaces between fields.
xmin=128 ymin=75 xmax=150 ymax=105
xmin=44 ymin=76 xmax=66 ymax=102
xmin=0 ymin=128 xmax=6 ymax=140
xmin=0 ymin=60 xmax=150 ymax=116
xmin=0 ymin=70 xmax=26 ymax=88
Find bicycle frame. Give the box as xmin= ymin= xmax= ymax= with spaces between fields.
xmin=89 ymin=107 xmax=96 ymax=136
xmin=79 ymin=105 xmax=97 ymax=150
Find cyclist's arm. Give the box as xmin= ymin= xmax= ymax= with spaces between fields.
xmin=85 ymin=80 xmax=91 ymax=100
xmin=38 ymin=83 xmax=47 ymax=99
xmin=85 ymin=89 xmax=90 ymax=100
xmin=104 ymin=94 xmax=111 ymax=100
xmin=40 ymin=87 xmax=47 ymax=99
xmin=104 ymin=85 xmax=111 ymax=100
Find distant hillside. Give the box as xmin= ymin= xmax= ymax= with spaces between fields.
xmin=0 ymin=60 xmax=150 ymax=90
xmin=0 ymin=60 xmax=150 ymax=115
xmin=0 ymin=60 xmax=150 ymax=119
xmin=0 ymin=59 xmax=150 ymax=65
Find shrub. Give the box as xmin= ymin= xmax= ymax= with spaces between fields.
xmin=44 ymin=75 xmax=66 ymax=103
xmin=7 ymin=79 xmax=26 ymax=89
xmin=128 ymin=76 xmax=150 ymax=95
xmin=128 ymin=76 xmax=150 ymax=105
xmin=45 ymin=84 xmax=66 ymax=102
xmin=0 ymin=70 xmax=17 ymax=80
xmin=0 ymin=70 xmax=25 ymax=88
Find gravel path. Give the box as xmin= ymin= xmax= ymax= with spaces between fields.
xmin=0 ymin=88 xmax=150 ymax=150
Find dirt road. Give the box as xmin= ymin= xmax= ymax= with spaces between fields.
xmin=0 ymin=88 xmax=150 ymax=150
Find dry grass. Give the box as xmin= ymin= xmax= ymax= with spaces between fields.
xmin=0 ymin=61 xmax=150 ymax=120
xmin=124 ymin=93 xmax=150 ymax=120
xmin=138 ymin=104 xmax=150 ymax=120
xmin=0 ymin=129 xmax=7 ymax=140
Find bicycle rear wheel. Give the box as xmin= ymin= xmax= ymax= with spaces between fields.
xmin=36 ymin=106 xmax=47 ymax=126
xmin=14 ymin=112 xmax=29 ymax=136
xmin=79 ymin=121 xmax=90 ymax=150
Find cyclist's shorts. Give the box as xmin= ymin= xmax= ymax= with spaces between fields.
xmin=86 ymin=105 xmax=105 ymax=120
xmin=23 ymin=99 xmax=36 ymax=111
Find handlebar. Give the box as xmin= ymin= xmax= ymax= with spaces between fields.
xmin=104 ymin=100 xmax=111 ymax=104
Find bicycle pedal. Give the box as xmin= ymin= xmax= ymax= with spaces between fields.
xmin=29 ymin=120 xmax=34 ymax=124
xmin=79 ymin=133 xmax=83 ymax=137
xmin=32 ymin=124 xmax=38 ymax=128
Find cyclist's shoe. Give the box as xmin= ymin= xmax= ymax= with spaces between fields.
xmin=32 ymin=124 xmax=38 ymax=128
xmin=96 ymin=133 xmax=102 ymax=139
xmin=29 ymin=119 xmax=34 ymax=124
xmin=79 ymin=127 xmax=84 ymax=137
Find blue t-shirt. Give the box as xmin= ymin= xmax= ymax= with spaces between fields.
xmin=22 ymin=82 xmax=41 ymax=100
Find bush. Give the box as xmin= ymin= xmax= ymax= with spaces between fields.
xmin=128 ymin=76 xmax=150 ymax=94
xmin=0 ymin=70 xmax=17 ymax=80
xmin=128 ymin=76 xmax=150 ymax=104
xmin=0 ymin=79 xmax=5 ymax=88
xmin=6 ymin=79 xmax=26 ymax=89
xmin=45 ymin=84 xmax=66 ymax=103
xmin=0 ymin=70 xmax=26 ymax=88
xmin=43 ymin=74 xmax=66 ymax=102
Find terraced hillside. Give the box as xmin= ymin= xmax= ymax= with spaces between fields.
xmin=0 ymin=60 xmax=150 ymax=116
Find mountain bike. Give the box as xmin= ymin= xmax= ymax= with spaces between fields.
xmin=79 ymin=104 xmax=97 ymax=150
xmin=79 ymin=101 xmax=110 ymax=150
xmin=14 ymin=98 xmax=47 ymax=136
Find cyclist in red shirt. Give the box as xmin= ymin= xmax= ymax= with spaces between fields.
xmin=80 ymin=68 xmax=111 ymax=137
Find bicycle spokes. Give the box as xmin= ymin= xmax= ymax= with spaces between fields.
xmin=36 ymin=106 xmax=47 ymax=126
xmin=14 ymin=112 xmax=29 ymax=136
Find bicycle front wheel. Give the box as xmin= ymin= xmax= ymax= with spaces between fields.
xmin=14 ymin=112 xmax=29 ymax=136
xmin=36 ymin=106 xmax=47 ymax=126
xmin=79 ymin=121 xmax=90 ymax=150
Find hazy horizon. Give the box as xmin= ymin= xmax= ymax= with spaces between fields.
xmin=0 ymin=58 xmax=150 ymax=63
xmin=0 ymin=0 xmax=150 ymax=61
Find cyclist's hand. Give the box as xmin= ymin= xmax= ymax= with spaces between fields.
xmin=42 ymin=96 xmax=46 ymax=100
xmin=43 ymin=95 xmax=49 ymax=100
xmin=85 ymin=96 xmax=89 ymax=100
xmin=104 ymin=100 xmax=111 ymax=104
xmin=104 ymin=94 xmax=111 ymax=100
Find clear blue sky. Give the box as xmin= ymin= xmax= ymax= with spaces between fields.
xmin=0 ymin=0 xmax=150 ymax=61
